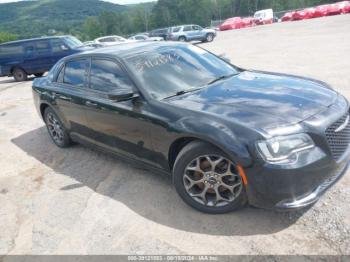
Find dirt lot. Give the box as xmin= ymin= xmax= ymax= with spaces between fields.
xmin=1 ymin=14 xmax=350 ymax=256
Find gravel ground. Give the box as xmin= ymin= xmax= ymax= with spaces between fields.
xmin=0 ymin=14 xmax=350 ymax=256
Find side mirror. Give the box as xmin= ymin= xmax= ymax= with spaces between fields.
xmin=108 ymin=88 xmax=137 ymax=102
xmin=219 ymin=53 xmax=231 ymax=63
xmin=61 ymin=45 xmax=69 ymax=51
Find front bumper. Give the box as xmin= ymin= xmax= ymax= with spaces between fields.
xmin=275 ymin=160 xmax=348 ymax=209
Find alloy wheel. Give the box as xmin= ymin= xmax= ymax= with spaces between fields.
xmin=183 ymin=155 xmax=243 ymax=207
xmin=46 ymin=112 xmax=64 ymax=144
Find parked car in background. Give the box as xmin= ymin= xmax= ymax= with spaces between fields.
xmin=0 ymin=35 xmax=89 ymax=82
xmin=338 ymin=1 xmax=350 ymax=13
xmin=241 ymin=17 xmax=254 ymax=27
xmin=292 ymin=8 xmax=316 ymax=20
xmin=149 ymin=28 xmax=170 ymax=40
xmin=281 ymin=11 xmax=294 ymax=22
xmin=83 ymin=41 xmax=103 ymax=48
xmin=253 ymin=9 xmax=274 ymax=25
xmin=33 ymin=41 xmax=350 ymax=213
xmin=314 ymin=4 xmax=330 ymax=17
xmin=129 ymin=34 xmax=163 ymax=41
xmin=94 ymin=35 xmax=134 ymax=46
xmin=219 ymin=17 xmax=244 ymax=30
xmin=327 ymin=3 xmax=342 ymax=15
xmin=168 ymin=25 xmax=216 ymax=42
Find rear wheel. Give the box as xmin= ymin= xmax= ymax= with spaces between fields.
xmin=173 ymin=141 xmax=247 ymax=214
xmin=34 ymin=73 xmax=44 ymax=77
xmin=178 ymin=36 xmax=186 ymax=42
xmin=44 ymin=107 xmax=71 ymax=148
xmin=13 ymin=67 xmax=27 ymax=82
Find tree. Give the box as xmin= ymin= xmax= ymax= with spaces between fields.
xmin=0 ymin=31 xmax=17 ymax=44
xmin=83 ymin=17 xmax=102 ymax=40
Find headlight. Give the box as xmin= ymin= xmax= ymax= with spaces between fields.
xmin=256 ymin=134 xmax=314 ymax=163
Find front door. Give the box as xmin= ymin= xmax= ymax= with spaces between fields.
xmin=83 ymin=57 xmax=157 ymax=165
xmin=51 ymin=59 xmax=90 ymax=136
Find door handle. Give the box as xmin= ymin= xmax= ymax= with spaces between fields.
xmin=85 ymin=101 xmax=98 ymax=107
xmin=58 ymin=95 xmax=72 ymax=101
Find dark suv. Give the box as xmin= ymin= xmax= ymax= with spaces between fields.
xmin=0 ymin=36 xmax=89 ymax=81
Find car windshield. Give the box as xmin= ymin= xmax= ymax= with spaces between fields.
xmin=63 ymin=36 xmax=83 ymax=48
xmin=125 ymin=44 xmax=239 ymax=100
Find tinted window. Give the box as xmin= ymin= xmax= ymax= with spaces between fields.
xmin=125 ymin=45 xmax=239 ymax=100
xmin=183 ymin=26 xmax=192 ymax=31
xmin=51 ymin=39 xmax=67 ymax=53
xmin=64 ymin=59 xmax=87 ymax=86
xmin=90 ymin=59 xmax=133 ymax=92
xmin=172 ymin=27 xmax=181 ymax=33
xmin=36 ymin=40 xmax=50 ymax=53
xmin=0 ymin=44 xmax=23 ymax=56
xmin=193 ymin=25 xmax=201 ymax=30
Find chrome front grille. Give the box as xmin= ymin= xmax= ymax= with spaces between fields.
xmin=325 ymin=112 xmax=350 ymax=160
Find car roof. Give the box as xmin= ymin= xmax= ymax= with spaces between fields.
xmin=64 ymin=41 xmax=187 ymax=60
xmin=0 ymin=35 xmax=71 ymax=46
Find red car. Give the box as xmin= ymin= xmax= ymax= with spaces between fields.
xmin=219 ymin=17 xmax=243 ymax=31
xmin=327 ymin=3 xmax=342 ymax=15
xmin=242 ymin=17 xmax=254 ymax=28
xmin=337 ymin=1 xmax=350 ymax=13
xmin=314 ymin=4 xmax=330 ymax=18
xmin=281 ymin=12 xmax=294 ymax=22
xmin=292 ymin=8 xmax=316 ymax=20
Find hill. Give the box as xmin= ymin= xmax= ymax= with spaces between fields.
xmin=0 ymin=0 xmax=128 ymax=38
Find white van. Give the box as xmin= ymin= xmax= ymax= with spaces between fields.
xmin=253 ymin=9 xmax=274 ymax=25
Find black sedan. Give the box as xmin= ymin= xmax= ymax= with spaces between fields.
xmin=32 ymin=42 xmax=350 ymax=213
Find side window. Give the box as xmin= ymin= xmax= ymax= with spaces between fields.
xmin=24 ymin=45 xmax=34 ymax=55
xmin=183 ymin=26 xmax=192 ymax=32
xmin=36 ymin=40 xmax=51 ymax=54
xmin=172 ymin=27 xmax=181 ymax=33
xmin=63 ymin=59 xmax=88 ymax=87
xmin=193 ymin=25 xmax=200 ymax=30
xmin=90 ymin=59 xmax=133 ymax=92
xmin=0 ymin=44 xmax=23 ymax=56
xmin=51 ymin=39 xmax=68 ymax=53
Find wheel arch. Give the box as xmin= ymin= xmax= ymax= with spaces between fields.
xmin=40 ymin=103 xmax=50 ymax=119
xmin=167 ymin=135 xmax=251 ymax=172
xmin=166 ymin=117 xmax=253 ymax=171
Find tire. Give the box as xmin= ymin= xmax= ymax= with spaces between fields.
xmin=34 ymin=73 xmax=44 ymax=77
xmin=205 ymin=33 xmax=214 ymax=42
xmin=173 ymin=141 xmax=247 ymax=214
xmin=44 ymin=107 xmax=72 ymax=148
xmin=178 ymin=36 xmax=186 ymax=42
xmin=13 ymin=67 xmax=27 ymax=82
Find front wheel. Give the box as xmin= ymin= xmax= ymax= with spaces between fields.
xmin=173 ymin=141 xmax=247 ymax=214
xmin=44 ymin=107 xmax=72 ymax=148
xmin=205 ymin=33 xmax=214 ymax=42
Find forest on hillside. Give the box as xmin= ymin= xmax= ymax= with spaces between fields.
xmin=0 ymin=0 xmax=340 ymax=43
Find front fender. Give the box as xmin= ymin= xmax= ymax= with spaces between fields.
xmin=171 ymin=116 xmax=253 ymax=167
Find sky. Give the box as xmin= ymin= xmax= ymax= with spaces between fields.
xmin=0 ymin=0 xmax=155 ymax=4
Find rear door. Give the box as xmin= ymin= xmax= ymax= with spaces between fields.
xmin=192 ymin=25 xmax=204 ymax=39
xmin=83 ymin=57 xmax=156 ymax=164
xmin=183 ymin=25 xmax=195 ymax=40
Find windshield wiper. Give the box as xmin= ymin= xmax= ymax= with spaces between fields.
xmin=164 ymin=87 xmax=204 ymax=99
xmin=206 ymin=73 xmax=238 ymax=86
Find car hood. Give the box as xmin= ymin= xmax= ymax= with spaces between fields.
xmin=166 ymin=71 xmax=338 ymax=131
